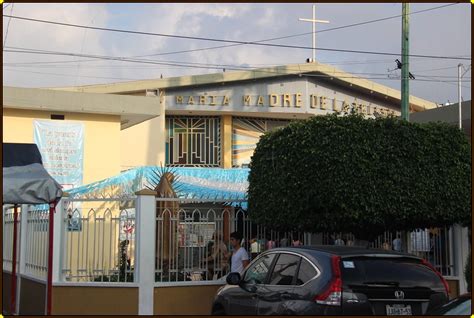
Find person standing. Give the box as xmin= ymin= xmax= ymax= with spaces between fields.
xmin=266 ymin=235 xmax=276 ymax=250
xmin=334 ymin=235 xmax=345 ymax=246
xmin=392 ymin=234 xmax=402 ymax=252
xmin=292 ymin=233 xmax=302 ymax=246
xmin=204 ymin=232 xmax=229 ymax=279
xmin=228 ymin=232 xmax=249 ymax=274
xmin=250 ymin=237 xmax=260 ymax=260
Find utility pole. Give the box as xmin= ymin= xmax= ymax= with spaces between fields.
xmin=458 ymin=63 xmax=462 ymax=129
xmin=401 ymin=3 xmax=410 ymax=121
xmin=299 ymin=4 xmax=329 ymax=62
xmin=457 ymin=64 xmax=471 ymax=129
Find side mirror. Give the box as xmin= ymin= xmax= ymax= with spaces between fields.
xmin=226 ymin=272 xmax=241 ymax=285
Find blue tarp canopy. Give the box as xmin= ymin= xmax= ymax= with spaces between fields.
xmin=68 ymin=166 xmax=249 ymax=203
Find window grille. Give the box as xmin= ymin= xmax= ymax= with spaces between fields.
xmin=166 ymin=116 xmax=221 ymax=167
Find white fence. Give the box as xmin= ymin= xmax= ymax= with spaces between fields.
xmin=61 ymin=198 xmax=136 ymax=282
xmin=3 ymin=205 xmax=19 ymax=273
xmin=155 ymin=202 xmax=311 ymax=284
xmin=2 ymin=193 xmax=467 ymax=289
xmin=25 ymin=206 xmax=50 ymax=280
xmin=322 ymin=228 xmax=455 ymax=276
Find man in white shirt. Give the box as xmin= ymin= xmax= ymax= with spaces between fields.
xmin=228 ymin=232 xmax=249 ymax=274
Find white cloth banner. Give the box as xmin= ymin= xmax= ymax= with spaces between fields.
xmin=34 ymin=120 xmax=84 ymax=189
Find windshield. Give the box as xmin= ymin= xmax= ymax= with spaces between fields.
xmin=341 ymin=257 xmax=443 ymax=289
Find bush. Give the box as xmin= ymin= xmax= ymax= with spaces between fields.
xmin=248 ymin=114 xmax=471 ymax=239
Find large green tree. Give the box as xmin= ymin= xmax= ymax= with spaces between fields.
xmin=248 ymin=114 xmax=471 ymax=239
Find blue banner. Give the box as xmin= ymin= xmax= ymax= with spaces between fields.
xmin=34 ymin=120 xmax=84 ymax=190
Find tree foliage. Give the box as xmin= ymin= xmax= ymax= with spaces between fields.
xmin=248 ymin=114 xmax=471 ymax=239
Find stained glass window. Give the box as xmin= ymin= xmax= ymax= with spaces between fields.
xmin=232 ymin=117 xmax=290 ymax=168
xmin=166 ymin=116 xmax=221 ymax=167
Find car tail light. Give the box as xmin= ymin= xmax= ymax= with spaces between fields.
xmin=422 ymin=259 xmax=450 ymax=295
xmin=315 ymin=255 xmax=342 ymax=306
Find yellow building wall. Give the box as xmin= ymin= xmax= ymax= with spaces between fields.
xmin=2 ymin=108 xmax=121 ymax=184
xmin=52 ymin=286 xmax=138 ymax=315
xmin=120 ymin=104 xmax=165 ymax=170
xmin=154 ymin=285 xmax=222 ymax=315
xmin=221 ymin=115 xmax=232 ymax=168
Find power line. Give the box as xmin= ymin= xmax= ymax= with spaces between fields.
xmin=2 ymin=3 xmax=464 ymax=68
xmin=80 ymin=3 xmax=466 ymax=59
xmin=4 ymin=46 xmax=395 ymax=71
xmin=0 ymin=47 xmax=448 ymax=77
xmin=3 ymin=68 xmax=142 ymax=81
xmin=5 ymin=61 xmax=470 ymax=81
xmin=415 ymin=74 xmax=471 ymax=89
xmin=3 ymin=54 xmax=470 ymax=87
xmin=3 ymin=13 xmax=470 ymax=61
xmin=3 ymin=49 xmax=397 ymax=68
xmin=136 ymin=3 xmax=461 ymax=58
xmin=3 ymin=4 xmax=14 ymax=49
xmin=5 ymin=47 xmax=472 ymax=84
xmin=411 ymin=65 xmax=462 ymax=72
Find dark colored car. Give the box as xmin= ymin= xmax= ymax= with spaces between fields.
xmin=426 ymin=293 xmax=471 ymax=315
xmin=211 ymin=246 xmax=449 ymax=315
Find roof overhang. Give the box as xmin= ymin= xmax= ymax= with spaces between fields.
xmin=51 ymin=63 xmax=436 ymax=113
xmin=3 ymin=86 xmax=161 ymax=129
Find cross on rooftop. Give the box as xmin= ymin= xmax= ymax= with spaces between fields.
xmin=298 ymin=4 xmax=330 ymax=62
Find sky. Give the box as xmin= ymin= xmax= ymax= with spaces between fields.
xmin=2 ymin=3 xmax=471 ymax=104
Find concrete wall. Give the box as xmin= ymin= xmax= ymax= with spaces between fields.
xmin=154 ymin=284 xmax=222 ymax=315
xmin=120 ymin=112 xmax=165 ymax=170
xmin=164 ymin=77 xmax=401 ymax=118
xmin=2 ymin=108 xmax=121 ymax=184
xmin=2 ymin=272 xmax=12 ymax=315
xmin=19 ymin=277 xmax=46 ymax=315
xmin=411 ymin=100 xmax=471 ymax=142
xmin=52 ymin=286 xmax=138 ymax=315
xmin=446 ymin=279 xmax=460 ymax=300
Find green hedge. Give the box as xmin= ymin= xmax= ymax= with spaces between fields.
xmin=248 ymin=114 xmax=471 ymax=239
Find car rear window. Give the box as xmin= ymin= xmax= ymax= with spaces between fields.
xmin=341 ymin=257 xmax=443 ymax=289
xmin=268 ymin=253 xmax=300 ymax=285
xmin=296 ymin=258 xmax=317 ymax=285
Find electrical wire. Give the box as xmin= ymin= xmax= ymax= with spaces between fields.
xmin=414 ymin=74 xmax=471 ymax=89
xmin=411 ymin=65 xmax=463 ymax=72
xmin=2 ymin=55 xmax=397 ymax=68
xmin=5 ymin=61 xmax=470 ymax=81
xmin=3 ymin=68 xmax=142 ymax=81
xmin=4 ymin=47 xmax=472 ymax=85
xmin=3 ymin=60 xmax=470 ymax=86
xmin=3 ymin=12 xmax=470 ymax=61
xmin=4 ymin=3 xmax=460 ymax=60
xmin=3 ymin=46 xmax=472 ymax=77
xmin=133 ymin=4 xmax=461 ymax=58
xmin=3 ymin=4 xmax=14 ymax=49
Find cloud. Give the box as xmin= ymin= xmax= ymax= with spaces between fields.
xmin=3 ymin=3 xmax=110 ymax=87
xmin=2 ymin=3 xmax=471 ymax=102
xmin=256 ymin=8 xmax=276 ymax=28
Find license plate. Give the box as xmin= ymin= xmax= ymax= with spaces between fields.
xmin=386 ymin=304 xmax=412 ymax=315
